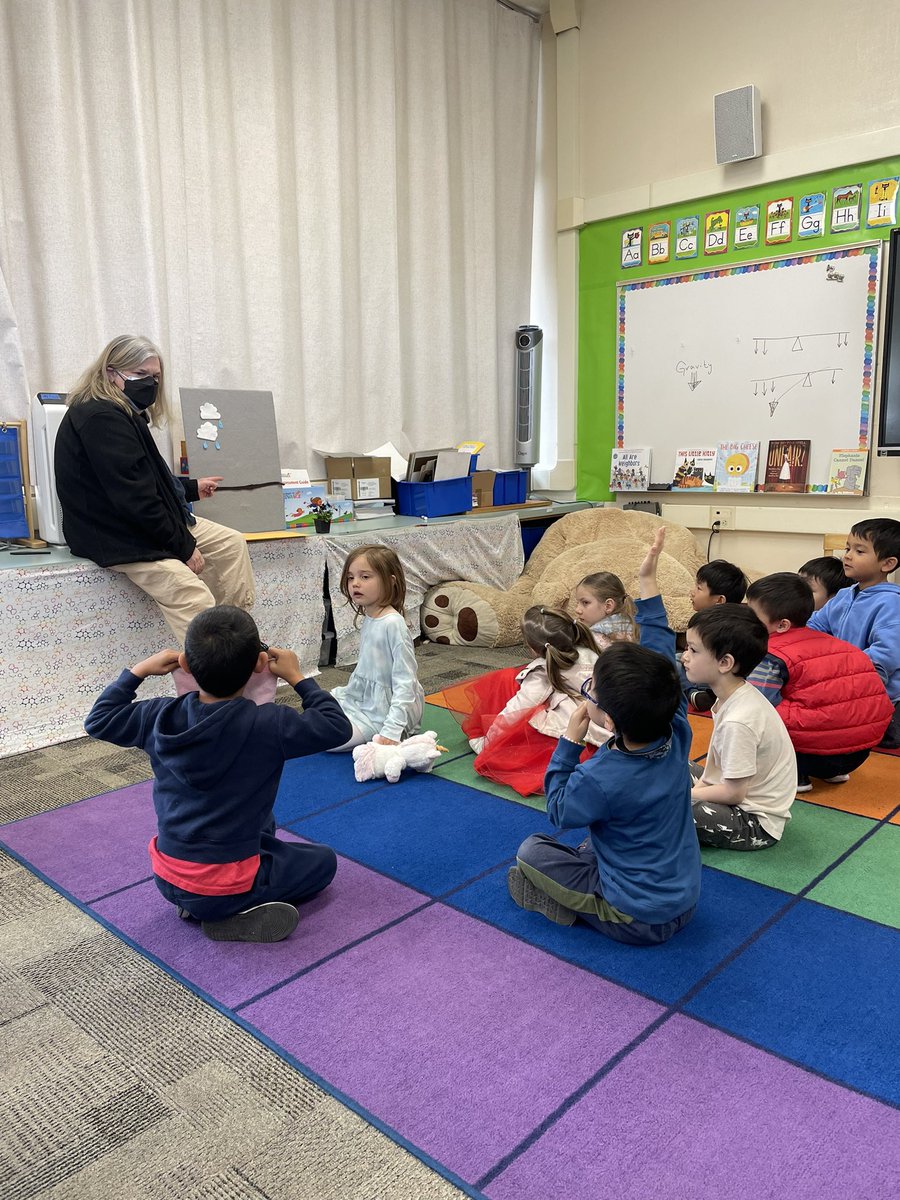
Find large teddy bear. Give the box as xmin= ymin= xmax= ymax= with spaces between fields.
xmin=420 ymin=507 xmax=706 ymax=648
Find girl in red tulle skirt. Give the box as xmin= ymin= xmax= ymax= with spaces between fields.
xmin=460 ymin=605 xmax=610 ymax=796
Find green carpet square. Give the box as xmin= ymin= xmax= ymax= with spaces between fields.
xmin=419 ymin=703 xmax=469 ymax=754
xmin=700 ymin=800 xmax=875 ymax=894
xmin=807 ymin=825 xmax=900 ymax=928
xmin=432 ymin=753 xmax=547 ymax=813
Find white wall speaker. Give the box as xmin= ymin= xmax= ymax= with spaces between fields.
xmin=713 ymin=85 xmax=762 ymax=165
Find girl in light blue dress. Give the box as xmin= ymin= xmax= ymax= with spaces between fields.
xmin=330 ymin=545 xmax=425 ymax=750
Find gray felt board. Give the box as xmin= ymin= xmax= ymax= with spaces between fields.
xmin=179 ymin=388 xmax=284 ymax=534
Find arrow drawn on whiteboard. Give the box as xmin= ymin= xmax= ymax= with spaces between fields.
xmin=753 ymin=331 xmax=849 ymax=354
xmin=675 ymin=359 xmax=712 ymax=391
xmin=751 ymin=367 xmax=843 ymax=415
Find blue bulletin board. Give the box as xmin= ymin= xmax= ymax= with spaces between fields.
xmin=0 ymin=423 xmax=31 ymax=540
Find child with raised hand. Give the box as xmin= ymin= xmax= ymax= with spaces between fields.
xmin=746 ymin=572 xmax=892 ymax=791
xmin=573 ymin=571 xmax=636 ymax=649
xmin=330 ymin=545 xmax=425 ymax=750
xmin=84 ymin=606 xmax=351 ymax=943
xmin=808 ymin=518 xmax=900 ymax=748
xmin=798 ymin=556 xmax=853 ymax=611
xmin=508 ymin=528 xmax=701 ymax=942
xmin=686 ymin=603 xmax=797 ymax=850
xmin=464 ymin=606 xmax=605 ymax=797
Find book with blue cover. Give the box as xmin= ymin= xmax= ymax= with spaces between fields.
xmin=714 ymin=441 xmax=759 ymax=493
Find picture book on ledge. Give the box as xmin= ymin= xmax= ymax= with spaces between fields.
xmin=714 ymin=441 xmax=759 ymax=494
xmin=283 ymin=487 xmax=353 ymax=529
xmin=671 ymin=447 xmax=717 ymax=491
xmin=609 ymin=447 xmax=651 ymax=491
xmin=827 ymin=449 xmax=868 ymax=495
xmin=763 ymin=440 xmax=810 ymax=494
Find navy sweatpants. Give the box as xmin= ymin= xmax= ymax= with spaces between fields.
xmin=154 ymin=832 xmax=337 ymax=921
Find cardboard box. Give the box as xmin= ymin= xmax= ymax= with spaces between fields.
xmin=324 ymin=455 xmax=392 ymax=501
xmin=470 ymin=469 xmax=496 ymax=509
xmin=283 ymin=486 xmax=353 ymax=528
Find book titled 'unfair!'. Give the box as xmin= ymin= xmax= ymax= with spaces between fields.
xmin=763 ymin=439 xmax=810 ymax=493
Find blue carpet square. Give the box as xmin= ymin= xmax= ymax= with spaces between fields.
xmin=285 ymin=773 xmax=559 ymax=895
xmin=274 ymin=752 xmax=375 ymax=824
xmin=448 ymin=863 xmax=789 ymax=1004
xmin=685 ymin=901 xmax=900 ymax=1105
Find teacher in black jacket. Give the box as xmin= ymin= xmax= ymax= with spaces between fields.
xmin=55 ymin=334 xmax=257 ymax=646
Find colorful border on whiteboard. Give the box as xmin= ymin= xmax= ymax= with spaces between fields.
xmin=615 ymin=243 xmax=880 ymax=463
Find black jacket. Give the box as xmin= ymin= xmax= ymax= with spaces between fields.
xmin=54 ymin=397 xmax=199 ymax=566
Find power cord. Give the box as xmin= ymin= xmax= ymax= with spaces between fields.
xmin=706 ymin=520 xmax=721 ymax=561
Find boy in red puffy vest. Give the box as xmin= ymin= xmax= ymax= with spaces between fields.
xmin=746 ymin=573 xmax=893 ymax=793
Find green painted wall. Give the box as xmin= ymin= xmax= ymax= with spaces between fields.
xmin=577 ymin=156 xmax=900 ymax=500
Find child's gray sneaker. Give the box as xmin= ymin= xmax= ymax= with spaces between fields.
xmin=201 ymin=901 xmax=299 ymax=943
xmin=507 ymin=866 xmax=576 ymax=926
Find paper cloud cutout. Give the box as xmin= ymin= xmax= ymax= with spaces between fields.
xmin=199 ymin=403 xmax=221 ymax=420
xmin=196 ymin=421 xmax=219 ymax=441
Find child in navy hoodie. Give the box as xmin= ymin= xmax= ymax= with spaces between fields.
xmin=85 ymin=606 xmax=352 ymax=943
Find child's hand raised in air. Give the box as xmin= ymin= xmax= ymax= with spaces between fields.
xmin=638 ymin=527 xmax=666 ymax=599
xmin=132 ymin=650 xmax=181 ymax=678
xmin=265 ymin=646 xmax=304 ymax=687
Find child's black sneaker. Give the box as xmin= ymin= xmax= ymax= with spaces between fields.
xmin=796 ymin=775 xmax=812 ymax=794
xmin=689 ymin=688 xmax=716 ymax=713
xmin=507 ymin=866 xmax=576 ymax=926
xmin=201 ymin=902 xmax=299 ymax=943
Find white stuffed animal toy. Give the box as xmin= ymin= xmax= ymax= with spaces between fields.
xmin=353 ymin=731 xmax=445 ymax=784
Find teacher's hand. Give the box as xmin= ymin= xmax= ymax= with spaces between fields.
xmin=197 ymin=476 xmax=223 ymax=499
xmin=186 ymin=548 xmax=205 ymax=574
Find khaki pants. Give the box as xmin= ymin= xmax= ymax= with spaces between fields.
xmin=109 ymin=516 xmax=256 ymax=646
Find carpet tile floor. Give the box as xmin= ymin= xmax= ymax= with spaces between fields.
xmin=2 ymin=703 xmax=899 ymax=1198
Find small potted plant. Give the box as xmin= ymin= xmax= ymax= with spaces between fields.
xmin=310 ymin=498 xmax=335 ymax=534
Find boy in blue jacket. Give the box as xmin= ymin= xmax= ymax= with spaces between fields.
xmin=85 ymin=605 xmax=352 ymax=943
xmin=508 ymin=529 xmax=701 ymax=944
xmin=808 ymin=518 xmax=900 ymax=748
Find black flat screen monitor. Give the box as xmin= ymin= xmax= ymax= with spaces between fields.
xmin=877 ymin=227 xmax=900 ymax=455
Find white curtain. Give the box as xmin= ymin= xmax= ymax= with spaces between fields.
xmin=0 ymin=0 xmax=538 ymax=473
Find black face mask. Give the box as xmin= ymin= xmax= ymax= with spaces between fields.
xmin=122 ymin=375 xmax=158 ymax=411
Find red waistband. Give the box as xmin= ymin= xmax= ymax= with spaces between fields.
xmin=148 ymin=836 xmax=259 ymax=896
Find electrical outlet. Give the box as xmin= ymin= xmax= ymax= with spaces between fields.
xmin=710 ymin=506 xmax=735 ymax=529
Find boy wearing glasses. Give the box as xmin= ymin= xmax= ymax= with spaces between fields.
xmin=85 ymin=606 xmax=352 ymax=943
xmin=508 ymin=529 xmax=702 ymax=944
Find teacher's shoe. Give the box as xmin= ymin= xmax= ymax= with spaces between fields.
xmin=507 ymin=866 xmax=576 ymax=926
xmin=201 ymin=902 xmax=299 ymax=943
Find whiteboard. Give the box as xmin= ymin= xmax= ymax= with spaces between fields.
xmin=617 ymin=244 xmax=881 ymax=491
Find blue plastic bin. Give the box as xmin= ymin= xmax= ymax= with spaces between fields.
xmin=396 ymin=477 xmax=473 ymax=517
xmin=492 ymin=469 xmax=527 ymax=506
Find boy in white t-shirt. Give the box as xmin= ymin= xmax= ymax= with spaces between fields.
xmin=684 ymin=604 xmax=797 ymax=850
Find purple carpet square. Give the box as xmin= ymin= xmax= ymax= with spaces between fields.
xmin=242 ymin=904 xmax=663 ymax=1184
xmin=92 ymin=841 xmax=426 ymax=1008
xmin=486 ymin=1015 xmax=900 ymax=1200
xmin=1 ymin=782 xmax=156 ymax=900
